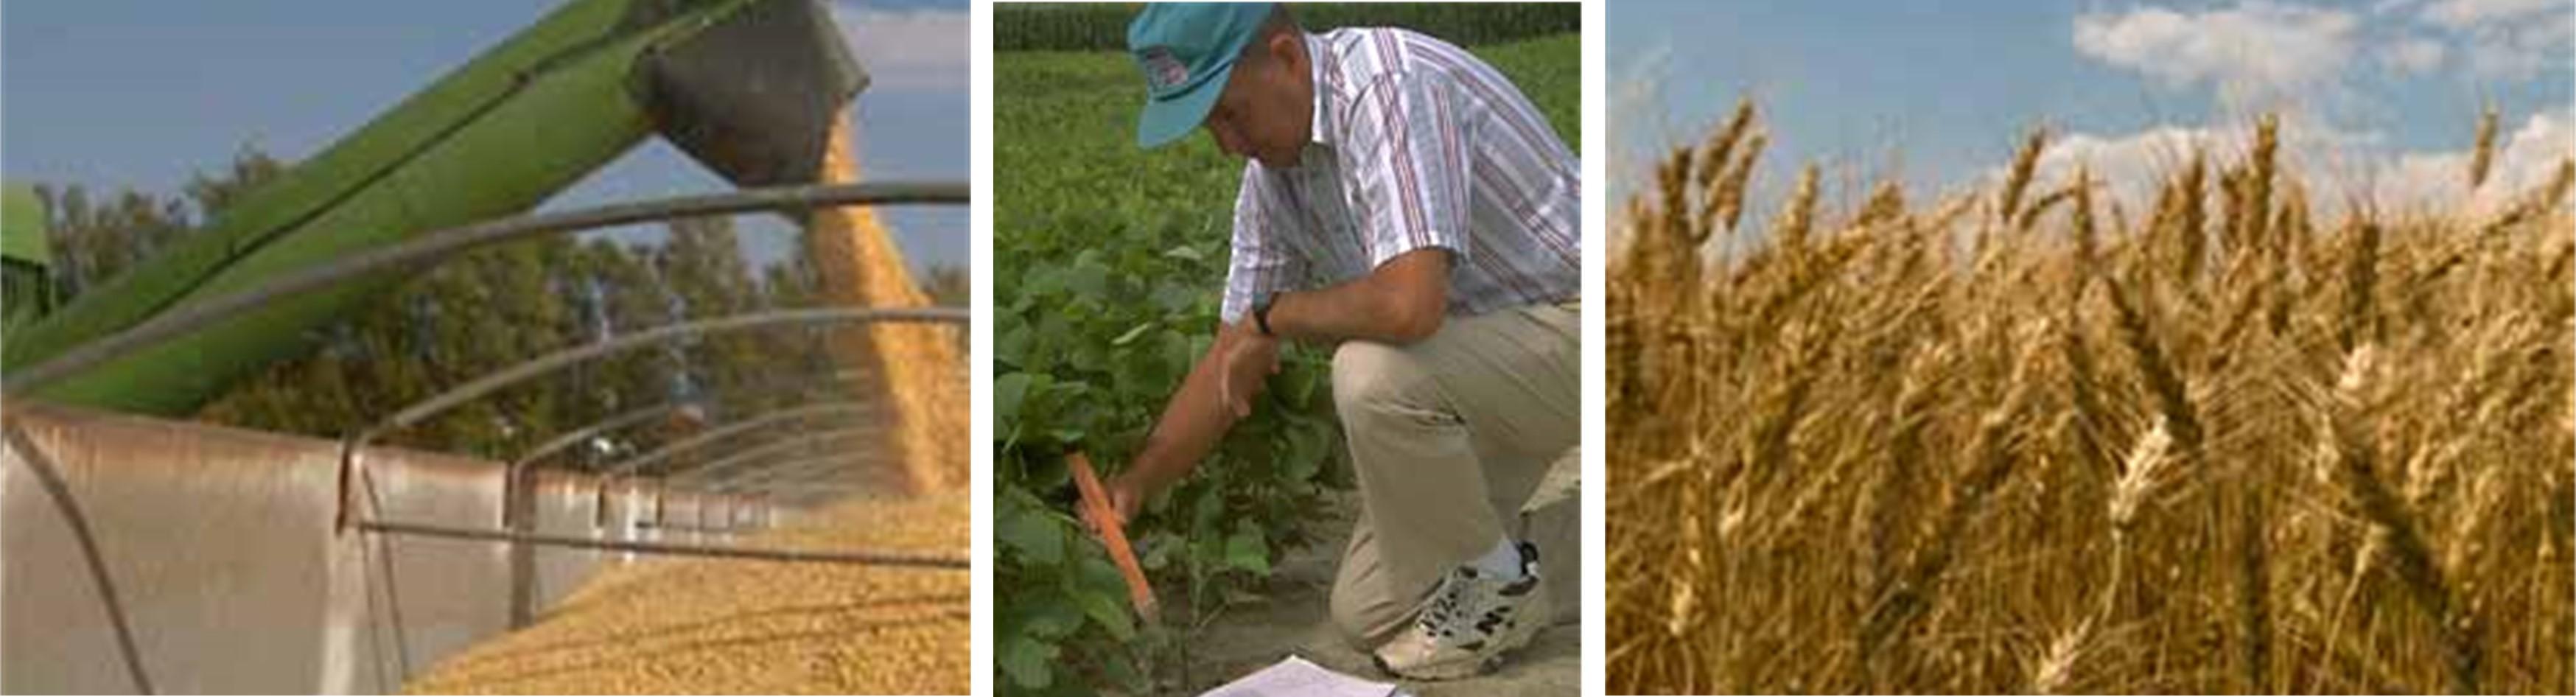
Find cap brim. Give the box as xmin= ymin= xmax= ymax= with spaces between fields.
xmin=1135 ymin=62 xmax=1231 ymax=149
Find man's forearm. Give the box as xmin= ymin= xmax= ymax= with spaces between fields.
xmin=1123 ymin=249 xmax=1447 ymax=501
xmin=1266 ymin=248 xmax=1452 ymax=345
xmin=1121 ymin=326 xmax=1247 ymax=497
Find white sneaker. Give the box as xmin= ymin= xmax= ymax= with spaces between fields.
xmin=1371 ymin=541 xmax=1551 ymax=680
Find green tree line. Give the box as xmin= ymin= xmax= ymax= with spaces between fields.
xmin=21 ymin=146 xmax=967 ymax=470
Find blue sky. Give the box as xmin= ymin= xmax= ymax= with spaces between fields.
xmin=1611 ymin=0 xmax=2573 ymax=221
xmin=3 ymin=0 xmax=967 ymax=273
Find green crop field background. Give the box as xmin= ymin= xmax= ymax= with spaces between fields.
xmin=995 ymin=3 xmax=1579 ymax=52
xmin=993 ymin=11 xmax=1578 ymax=695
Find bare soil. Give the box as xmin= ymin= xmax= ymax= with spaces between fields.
xmin=1177 ymin=496 xmax=1578 ymax=697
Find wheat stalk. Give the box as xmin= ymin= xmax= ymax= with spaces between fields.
xmin=2468 ymin=104 xmax=2498 ymax=191
xmin=1611 ymin=101 xmax=2567 ymax=694
xmin=2317 ymin=346 xmax=2484 ymax=694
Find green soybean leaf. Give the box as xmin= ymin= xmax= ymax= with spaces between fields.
xmin=997 ymin=635 xmax=1056 ymax=689
xmin=998 ymin=502 xmax=1064 ymax=566
xmin=1224 ymin=524 xmax=1270 ymax=575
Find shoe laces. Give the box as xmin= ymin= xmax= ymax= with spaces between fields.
xmin=1415 ymin=567 xmax=1483 ymax=638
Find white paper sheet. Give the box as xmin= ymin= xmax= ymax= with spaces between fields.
xmin=1196 ymin=655 xmax=1406 ymax=697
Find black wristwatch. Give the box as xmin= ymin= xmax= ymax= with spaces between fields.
xmin=1252 ymin=292 xmax=1278 ymax=337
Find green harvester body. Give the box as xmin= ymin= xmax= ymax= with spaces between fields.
xmin=1 ymin=0 xmax=865 ymax=415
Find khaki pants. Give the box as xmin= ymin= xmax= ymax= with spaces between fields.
xmin=1326 ymin=301 xmax=1581 ymax=648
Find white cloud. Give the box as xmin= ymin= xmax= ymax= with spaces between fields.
xmin=2029 ymin=109 xmax=2572 ymax=220
xmin=833 ymin=6 xmax=968 ymax=91
xmin=2026 ymin=114 xmax=2365 ymax=214
xmin=2072 ymin=0 xmax=2568 ymax=92
xmin=2073 ymin=1 xmax=2360 ymax=109
xmin=2404 ymin=0 xmax=2574 ymax=79
xmin=2421 ymin=0 xmax=2563 ymax=28
xmin=2382 ymin=36 xmax=2449 ymax=74
xmin=2377 ymin=110 xmax=2575 ymax=211
xmin=2457 ymin=19 xmax=2573 ymax=79
xmin=2033 ymin=125 xmax=2225 ymax=210
xmin=2053 ymin=1 xmax=2569 ymax=217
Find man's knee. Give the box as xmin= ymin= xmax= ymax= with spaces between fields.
xmin=1331 ymin=340 xmax=1431 ymax=419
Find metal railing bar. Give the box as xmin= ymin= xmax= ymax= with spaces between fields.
xmin=357 ymin=519 xmax=968 ymax=569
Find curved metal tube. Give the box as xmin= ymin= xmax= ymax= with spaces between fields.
xmin=334 ymin=307 xmax=960 ymax=532
xmin=507 ymin=368 xmax=875 ymax=471
xmin=357 ymin=519 xmax=967 ymax=569
xmin=660 ymin=426 xmax=881 ymax=484
xmin=503 ymin=398 xmax=873 ymax=531
xmin=588 ymin=402 xmax=875 ymax=480
xmin=693 ymin=452 xmax=878 ymax=494
xmin=1 ymin=420 xmax=155 ymax=693
xmin=367 ymin=307 xmax=958 ymax=438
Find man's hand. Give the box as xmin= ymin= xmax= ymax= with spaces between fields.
xmin=1078 ymin=457 xmax=1144 ymax=539
xmin=1104 ymin=472 xmax=1145 ymax=528
xmin=1111 ymin=318 xmax=1287 ymax=533
xmin=1215 ymin=321 xmax=1282 ymax=418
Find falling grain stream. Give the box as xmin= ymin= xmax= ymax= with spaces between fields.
xmin=405 ymin=114 xmax=968 ymax=693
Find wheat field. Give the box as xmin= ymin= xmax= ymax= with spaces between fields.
xmin=1608 ymin=101 xmax=2573 ymax=694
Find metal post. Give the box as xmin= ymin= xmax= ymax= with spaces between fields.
xmin=505 ymin=464 xmax=539 ymax=628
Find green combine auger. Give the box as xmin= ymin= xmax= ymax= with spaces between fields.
xmin=2 ymin=0 xmax=867 ymax=416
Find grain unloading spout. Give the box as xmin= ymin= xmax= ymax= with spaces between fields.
xmin=641 ymin=0 xmax=867 ymax=188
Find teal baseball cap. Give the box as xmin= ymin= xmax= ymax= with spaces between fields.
xmin=1127 ymin=3 xmax=1276 ymax=149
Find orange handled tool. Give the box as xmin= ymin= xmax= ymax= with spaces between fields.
xmin=1069 ymin=452 xmax=1159 ymax=623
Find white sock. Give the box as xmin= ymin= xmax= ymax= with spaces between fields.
xmin=1470 ymin=537 xmax=1525 ymax=579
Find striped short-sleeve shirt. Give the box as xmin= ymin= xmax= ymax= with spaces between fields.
xmin=1219 ymin=27 xmax=1581 ymax=326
